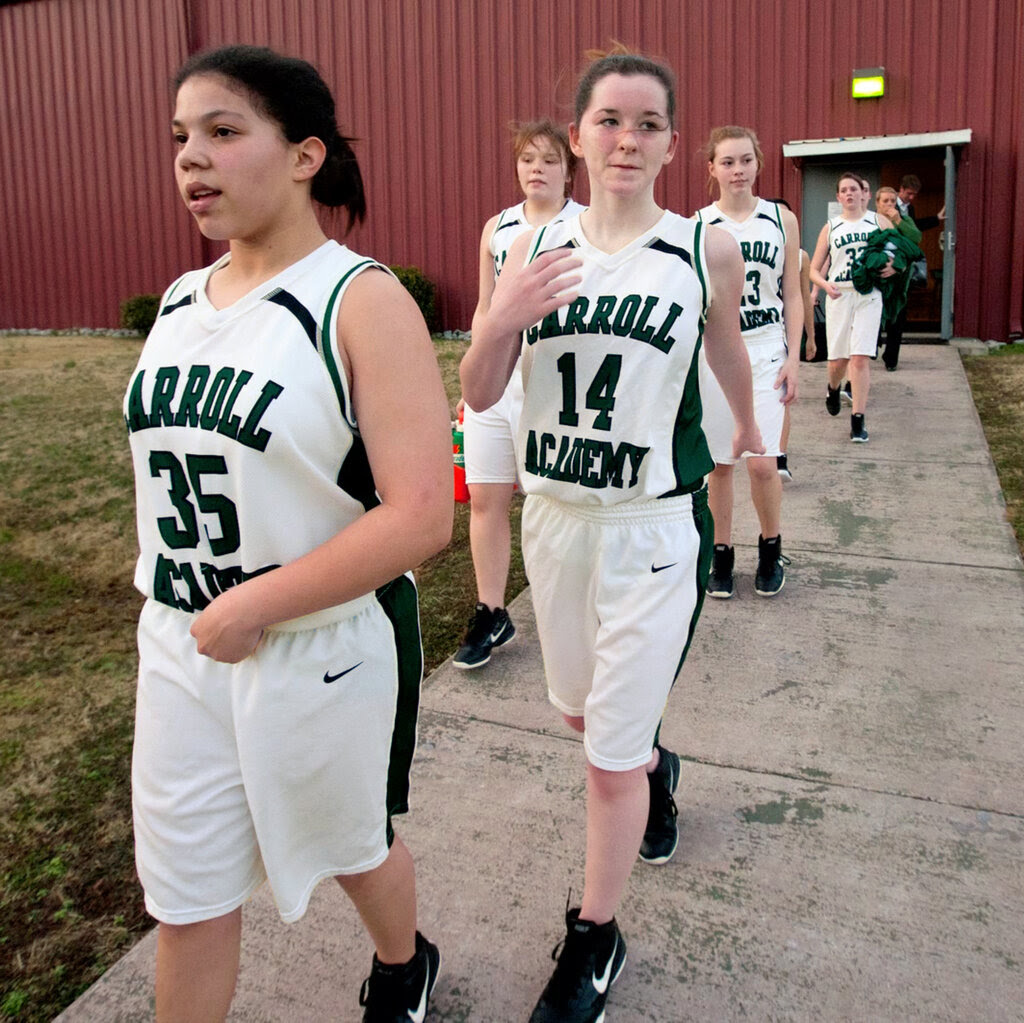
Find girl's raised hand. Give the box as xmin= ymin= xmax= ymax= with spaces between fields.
xmin=486 ymin=247 xmax=582 ymax=336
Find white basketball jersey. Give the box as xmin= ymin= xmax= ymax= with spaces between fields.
xmin=489 ymin=199 xmax=586 ymax=279
xmin=827 ymin=212 xmax=881 ymax=285
xmin=125 ymin=240 xmax=383 ymax=613
xmin=516 ymin=211 xmax=714 ymax=505
xmin=695 ymin=198 xmax=786 ymax=341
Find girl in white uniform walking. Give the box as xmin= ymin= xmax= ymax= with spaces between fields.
xmin=454 ymin=120 xmax=584 ymax=669
xmin=695 ymin=127 xmax=803 ymax=598
xmin=126 ymin=45 xmax=452 ymax=1022
xmin=462 ymin=48 xmax=761 ymax=1023
xmin=810 ymin=172 xmax=894 ymax=442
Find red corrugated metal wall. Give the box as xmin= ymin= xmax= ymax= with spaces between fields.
xmin=2 ymin=0 xmax=1022 ymax=340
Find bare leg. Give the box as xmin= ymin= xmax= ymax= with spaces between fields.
xmin=779 ymin=405 xmax=791 ymax=453
xmin=467 ymin=482 xmax=515 ymax=610
xmin=579 ymin=762 xmax=649 ymax=925
xmin=848 ymin=355 xmax=871 ymax=414
xmin=336 ymin=836 xmax=418 ymax=964
xmin=748 ymin=455 xmax=782 ymax=539
xmin=707 ymin=463 xmax=735 ymax=546
xmin=155 ymin=909 xmax=241 ymax=1023
xmin=827 ymin=357 xmax=849 ymax=390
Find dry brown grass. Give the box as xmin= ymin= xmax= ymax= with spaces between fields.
xmin=961 ymin=345 xmax=1024 ymax=555
xmin=0 ymin=332 xmax=505 ymax=1021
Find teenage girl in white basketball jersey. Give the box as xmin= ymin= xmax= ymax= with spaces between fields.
xmin=462 ymin=50 xmax=761 ymax=1022
xmin=127 ymin=45 xmax=451 ymax=1022
xmin=810 ymin=172 xmax=894 ymax=442
xmin=453 ymin=121 xmax=584 ymax=670
xmin=695 ymin=126 xmax=803 ymax=598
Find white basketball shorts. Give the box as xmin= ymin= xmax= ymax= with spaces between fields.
xmin=699 ymin=335 xmax=787 ymax=464
xmin=132 ymin=577 xmax=422 ymax=925
xmin=522 ymin=490 xmax=713 ymax=771
xmin=463 ymin=360 xmax=524 ymax=485
xmin=825 ymin=286 xmax=882 ymax=360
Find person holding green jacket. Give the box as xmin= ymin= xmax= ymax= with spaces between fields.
xmin=876 ymin=186 xmax=922 ymax=370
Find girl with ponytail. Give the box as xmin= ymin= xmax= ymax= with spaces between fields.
xmin=126 ymin=44 xmax=450 ymax=1021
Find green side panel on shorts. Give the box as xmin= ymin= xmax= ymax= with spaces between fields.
xmin=375 ymin=574 xmax=423 ymax=835
xmin=652 ymin=488 xmax=713 ymax=751
xmin=675 ymin=487 xmax=714 ymax=680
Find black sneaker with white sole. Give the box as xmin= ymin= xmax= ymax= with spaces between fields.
xmin=452 ymin=603 xmax=515 ymax=669
xmin=754 ymin=534 xmax=789 ymax=597
xmin=825 ymin=385 xmax=842 ymax=416
xmin=841 ymin=380 xmax=853 ymax=406
xmin=359 ymin=931 xmax=440 ymax=1023
xmin=776 ymin=453 xmax=793 ymax=483
xmin=707 ymin=544 xmax=735 ymax=599
xmin=850 ymin=413 xmax=869 ymax=443
xmin=639 ymin=745 xmax=680 ymax=864
xmin=529 ymin=908 xmax=627 ymax=1023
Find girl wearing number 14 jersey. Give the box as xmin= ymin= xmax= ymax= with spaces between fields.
xmin=462 ymin=47 xmax=762 ymax=1022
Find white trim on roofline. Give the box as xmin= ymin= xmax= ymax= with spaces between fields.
xmin=783 ymin=129 xmax=972 ymax=158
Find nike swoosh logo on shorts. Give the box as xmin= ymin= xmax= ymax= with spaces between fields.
xmin=323 ymin=662 xmax=363 ymax=684
xmin=592 ymin=936 xmax=618 ymax=994
xmin=651 ymin=562 xmax=677 ymax=573
xmin=408 ymin=972 xmax=429 ymax=1023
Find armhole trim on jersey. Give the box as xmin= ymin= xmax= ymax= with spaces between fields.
xmin=692 ymin=219 xmax=710 ymax=318
xmin=319 ymin=258 xmax=381 ymax=423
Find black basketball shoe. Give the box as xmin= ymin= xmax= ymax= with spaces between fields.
xmin=529 ymin=908 xmax=627 ymax=1023
xmin=359 ymin=931 xmax=440 ymax=1023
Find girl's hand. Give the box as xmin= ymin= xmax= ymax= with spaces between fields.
xmin=190 ymin=586 xmax=265 ymax=663
xmin=486 ymin=248 xmax=582 ymax=337
xmin=825 ymin=283 xmax=841 ymax=300
xmin=804 ymin=336 xmax=817 ymax=360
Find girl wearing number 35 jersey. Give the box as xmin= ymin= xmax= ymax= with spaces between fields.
xmin=124 ymin=45 xmax=450 ymax=1022
xmin=462 ymin=46 xmax=762 ymax=1023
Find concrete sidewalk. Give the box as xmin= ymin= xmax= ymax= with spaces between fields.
xmin=59 ymin=345 xmax=1024 ymax=1022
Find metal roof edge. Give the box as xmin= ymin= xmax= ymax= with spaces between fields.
xmin=782 ymin=129 xmax=972 ymax=158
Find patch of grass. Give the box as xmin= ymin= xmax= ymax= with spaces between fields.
xmin=0 ymin=332 xmax=516 ymax=1019
xmin=962 ymin=348 xmax=1024 ymax=554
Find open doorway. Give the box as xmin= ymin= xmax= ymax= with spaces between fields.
xmin=799 ymin=151 xmax=946 ymax=334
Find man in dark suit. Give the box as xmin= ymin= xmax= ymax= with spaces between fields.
xmin=883 ymin=175 xmax=946 ymax=370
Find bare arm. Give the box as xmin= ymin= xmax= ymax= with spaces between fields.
xmin=809 ymin=222 xmax=839 ymax=298
xmin=461 ymin=233 xmax=581 ymax=411
xmin=190 ymin=270 xmax=454 ymax=662
xmin=799 ymin=249 xmax=816 ymax=359
xmin=702 ymin=226 xmax=764 ymax=459
xmin=775 ymin=208 xmax=803 ymax=403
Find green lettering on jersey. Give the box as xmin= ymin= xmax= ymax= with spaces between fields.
xmin=629 ymin=296 xmax=660 ymax=344
xmin=216 ymin=370 xmax=254 ymax=441
xmin=149 ymin=367 xmax=181 ymax=427
xmin=173 ymin=365 xmax=211 ymax=427
xmin=523 ymin=429 xmax=650 ymax=490
xmin=236 ymin=381 xmax=285 ymax=452
xmin=587 ymin=295 xmax=617 ymax=334
xmin=199 ymin=368 xmax=235 ymax=431
xmin=562 ymin=296 xmax=590 ymax=336
xmin=125 ymin=370 xmax=149 ymax=432
xmin=611 ymin=294 xmax=641 ymax=337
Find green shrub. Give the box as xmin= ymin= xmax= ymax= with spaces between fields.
xmin=119 ymin=294 xmax=161 ymax=335
xmin=389 ymin=265 xmax=440 ymax=332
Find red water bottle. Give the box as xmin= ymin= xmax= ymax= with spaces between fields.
xmin=452 ymin=409 xmax=469 ymax=503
